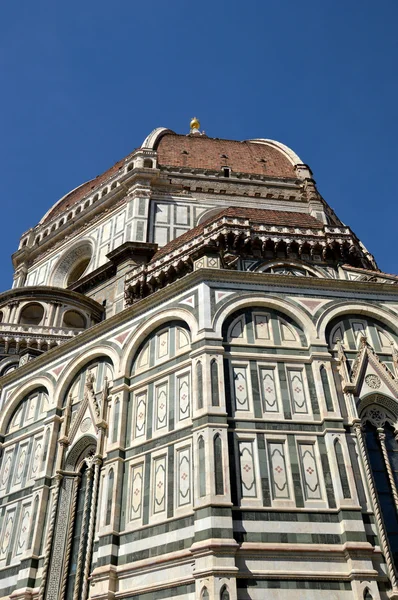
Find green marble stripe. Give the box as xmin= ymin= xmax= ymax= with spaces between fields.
xmin=234 ymin=531 xmax=346 ymax=544
xmin=120 ymin=583 xmax=195 ymax=599
xmin=120 ymin=516 xmax=193 ymax=544
xmin=233 ymin=509 xmax=364 ymax=523
xmin=194 ymin=527 xmax=234 ymax=542
xmin=317 ymin=436 xmax=336 ymax=508
xmin=287 ymin=434 xmax=304 ymax=508
xmin=142 ymin=453 xmax=151 ymax=526
xmin=278 ymin=364 xmax=292 ymax=420
xmin=238 ymin=579 xmax=352 ymax=591
xmin=125 ymin=426 xmax=191 ymax=457
xmin=195 ymin=506 xmax=231 ymax=519
xmin=118 ymin=537 xmax=193 ymax=564
xmin=231 ymin=420 xmax=345 ymax=432
xmin=250 ymin=361 xmax=263 ymax=419
xmin=256 ymin=434 xmax=271 ymax=506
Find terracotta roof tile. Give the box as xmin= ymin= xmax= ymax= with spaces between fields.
xmin=150 ymin=207 xmax=323 ymax=262
xmin=157 ymin=134 xmax=296 ymax=177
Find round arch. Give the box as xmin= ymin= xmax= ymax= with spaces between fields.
xmin=55 ymin=346 xmax=117 ymax=407
xmin=120 ymin=307 xmax=198 ymax=377
xmin=317 ymin=302 xmax=398 ymax=344
xmin=357 ymin=392 xmax=398 ymax=425
xmin=141 ymin=127 xmax=175 ymax=150
xmin=0 ymin=375 xmax=53 ymax=434
xmin=212 ymin=294 xmax=317 ymax=344
xmin=50 ymin=239 xmax=94 ymax=288
xmin=64 ymin=435 xmax=97 ymax=471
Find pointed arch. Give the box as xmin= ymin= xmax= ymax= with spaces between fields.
xmin=214 ymin=434 xmax=224 ymax=495
xmin=211 ymin=359 xmax=219 ymax=406
xmin=220 ymin=584 xmax=230 ymax=600
xmin=334 ymin=438 xmax=351 ymax=499
xmin=363 ymin=586 xmax=373 ymax=599
xmin=199 ymin=436 xmax=206 ymax=497
xmin=196 ymin=361 xmax=203 ymax=409
xmin=320 ymin=364 xmax=334 ymax=411
xmin=105 ymin=468 xmax=114 ymax=525
xmin=201 ymin=586 xmax=210 ymax=600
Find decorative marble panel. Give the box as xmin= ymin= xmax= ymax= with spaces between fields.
xmin=26 ymin=394 xmax=38 ymax=424
xmin=14 ymin=442 xmax=29 ymax=487
xmin=239 ymin=441 xmax=257 ymax=498
xmin=29 ymin=436 xmax=43 ymax=480
xmin=176 ymin=445 xmax=191 ymax=508
xmin=177 ymin=327 xmax=190 ymax=351
xmin=153 ymin=455 xmax=167 ymax=515
xmin=260 ymin=367 xmax=279 ymax=413
xmin=157 ymin=330 xmax=169 ymax=359
xmin=0 ymin=507 xmax=15 ymax=560
xmin=299 ymin=443 xmax=322 ymax=500
xmin=130 ymin=463 xmax=144 ymax=521
xmin=233 ymin=366 xmax=250 ymax=412
xmin=177 ymin=372 xmax=190 ymax=422
xmin=268 ymin=442 xmax=289 ymax=499
xmin=15 ymin=502 xmax=31 ymax=556
xmin=154 ymin=382 xmax=168 ymax=431
xmin=287 ymin=369 xmax=309 ymax=415
xmin=134 ymin=391 xmax=147 ymax=439
xmin=229 ymin=316 xmax=244 ymax=341
xmin=280 ymin=320 xmax=298 ymax=343
xmin=254 ymin=314 xmax=270 ymax=340
xmin=137 ymin=343 xmax=149 ymax=369
xmin=0 ymin=448 xmax=13 ymax=492
xmin=352 ymin=320 xmax=367 ymax=346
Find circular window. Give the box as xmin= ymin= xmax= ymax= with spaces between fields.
xmin=52 ymin=242 xmax=93 ymax=288
xmin=19 ymin=303 xmax=44 ymax=326
xmin=63 ymin=310 xmax=85 ymax=329
xmin=67 ymin=258 xmax=91 ymax=286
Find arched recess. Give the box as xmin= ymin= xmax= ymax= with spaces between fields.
xmin=55 ymin=346 xmax=117 ymax=408
xmin=220 ymin=585 xmax=230 ymax=600
xmin=44 ymin=434 xmax=100 ymax=600
xmin=318 ymin=302 xmax=398 ymax=346
xmin=51 ymin=240 xmax=94 ymax=288
xmin=128 ymin=320 xmax=193 ymax=446
xmin=213 ymin=295 xmax=317 ymax=344
xmin=120 ymin=307 xmax=198 ymax=377
xmin=0 ymin=375 xmax=54 ymax=434
xmin=221 ymin=305 xmax=308 ymax=348
xmin=359 ymin=395 xmax=398 ymax=568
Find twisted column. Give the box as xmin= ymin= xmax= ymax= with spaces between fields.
xmin=377 ymin=428 xmax=398 ymax=515
xmin=354 ymin=420 xmax=398 ymax=591
xmin=59 ymin=474 xmax=81 ymax=600
xmin=72 ymin=465 xmax=94 ymax=600
xmin=81 ymin=457 xmax=102 ymax=600
xmin=38 ymin=473 xmax=63 ymax=600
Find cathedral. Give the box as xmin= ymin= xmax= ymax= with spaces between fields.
xmin=1 ymin=118 xmax=398 ymax=600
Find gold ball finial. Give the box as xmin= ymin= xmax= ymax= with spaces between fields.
xmin=190 ymin=116 xmax=200 ymax=132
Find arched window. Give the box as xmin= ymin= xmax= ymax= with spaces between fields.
xmin=201 ymin=587 xmax=209 ymax=599
xmin=363 ymin=588 xmax=373 ymax=600
xmin=199 ymin=436 xmax=206 ymax=497
xmin=196 ymin=361 xmax=203 ymax=409
xmin=320 ymin=365 xmax=334 ymax=411
xmin=334 ymin=439 xmax=351 ymax=499
xmin=105 ymin=469 xmax=114 ymax=525
xmin=62 ymin=310 xmax=86 ymax=329
xmin=214 ymin=434 xmax=224 ymax=495
xmin=19 ymin=303 xmax=44 ymax=326
xmin=211 ymin=359 xmax=219 ymax=406
xmin=220 ymin=585 xmax=230 ymax=600
xmin=143 ymin=159 xmax=153 ymax=168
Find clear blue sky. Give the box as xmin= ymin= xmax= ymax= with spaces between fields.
xmin=1 ymin=1 xmax=397 ymax=289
